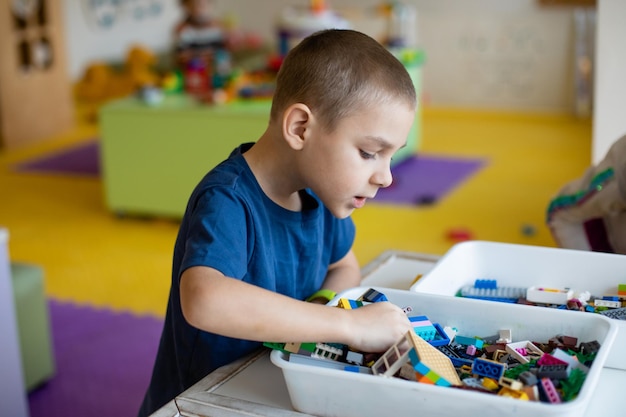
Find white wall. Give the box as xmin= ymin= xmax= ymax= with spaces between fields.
xmin=592 ymin=0 xmax=626 ymax=164
xmin=62 ymin=0 xmax=183 ymax=78
xmin=62 ymin=0 xmax=588 ymax=112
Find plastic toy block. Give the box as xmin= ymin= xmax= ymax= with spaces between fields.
xmin=537 ymin=353 xmax=568 ymax=366
xmin=504 ymin=359 xmax=538 ymax=380
xmin=344 ymin=350 xmax=364 ymax=366
xmin=312 ymin=343 xmax=344 ymax=360
xmin=372 ymin=331 xmax=417 ymax=377
xmin=263 ymin=342 xmax=286 ymax=351
xmin=436 ymin=345 xmax=473 ymax=368
xmin=505 ymin=341 xmax=544 ymax=364
xmin=522 ymin=385 xmax=539 ymax=401
xmin=371 ymin=331 xmax=461 ymax=386
xmin=538 ymin=364 xmax=571 ymax=380
xmin=560 ymin=335 xmax=579 ymax=348
xmin=579 ymin=340 xmax=601 ymax=356
xmin=288 ymin=353 xmax=372 ymax=374
xmin=474 ymin=279 xmax=497 ymax=289
xmin=600 ymin=307 xmax=626 ymax=319
xmin=526 ymin=286 xmax=573 ymax=305
xmin=358 ymin=288 xmax=388 ymax=303
xmin=594 ymin=298 xmax=621 ymax=308
xmin=285 ymin=342 xmax=317 ymax=354
xmin=497 ymin=329 xmax=512 ymax=344
xmin=618 ymin=284 xmax=626 ymax=296
xmin=372 ymin=331 xmax=461 ymax=385
xmin=466 ymin=345 xmax=477 ymax=356
xmin=499 ymin=377 xmax=523 ymax=391
xmin=481 ymin=377 xmax=499 ymax=391
xmin=337 ymin=298 xmax=363 ymax=309
xmin=410 ymin=315 xmax=437 ymax=341
xmin=471 ymin=358 xmax=506 ymax=380
xmin=442 ymin=326 xmax=457 ymax=341
xmin=263 ymin=341 xmax=317 ymax=354
xmin=518 ymin=371 xmax=538 ymax=386
xmin=462 ymin=377 xmax=490 ymax=392
xmin=539 ymin=377 xmax=562 ymax=404
xmin=428 ymin=323 xmax=452 ymax=347
xmin=454 ymin=335 xmax=484 ymax=349
xmin=408 ymin=332 xmax=461 ymax=386
xmin=409 ymin=348 xmax=457 ymax=387
xmin=498 ymin=387 xmax=529 ymax=400
xmin=550 ymin=349 xmax=590 ymax=373
xmin=460 ymin=284 xmax=526 ymax=303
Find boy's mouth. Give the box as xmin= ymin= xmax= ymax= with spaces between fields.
xmin=353 ymin=196 xmax=367 ymax=208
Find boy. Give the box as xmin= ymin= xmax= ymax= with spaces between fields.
xmin=138 ymin=29 xmax=417 ymax=416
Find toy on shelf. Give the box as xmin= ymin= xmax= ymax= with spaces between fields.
xmin=75 ymin=45 xmax=162 ymax=118
xmin=174 ymin=0 xmax=229 ymax=103
xmin=173 ymin=0 xmax=274 ymax=104
xmin=275 ymin=0 xmax=351 ymax=57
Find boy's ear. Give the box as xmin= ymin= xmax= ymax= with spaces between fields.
xmin=282 ymin=103 xmax=312 ymax=150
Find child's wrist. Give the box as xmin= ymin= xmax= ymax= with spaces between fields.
xmin=306 ymin=288 xmax=337 ymax=304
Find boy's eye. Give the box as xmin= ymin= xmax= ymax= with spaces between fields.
xmin=360 ymin=150 xmax=376 ymax=160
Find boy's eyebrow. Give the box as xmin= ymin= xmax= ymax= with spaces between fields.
xmin=364 ymin=136 xmax=407 ymax=149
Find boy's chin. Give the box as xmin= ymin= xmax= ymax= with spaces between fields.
xmin=328 ymin=205 xmax=355 ymax=219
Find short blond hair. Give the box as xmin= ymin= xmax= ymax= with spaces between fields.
xmin=270 ymin=29 xmax=417 ymax=132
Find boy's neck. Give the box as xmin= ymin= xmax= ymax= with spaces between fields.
xmin=244 ymin=131 xmax=304 ymax=212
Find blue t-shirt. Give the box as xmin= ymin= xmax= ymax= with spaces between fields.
xmin=138 ymin=143 xmax=355 ymax=416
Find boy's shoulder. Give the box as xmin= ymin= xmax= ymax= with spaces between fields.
xmin=191 ymin=143 xmax=258 ymax=199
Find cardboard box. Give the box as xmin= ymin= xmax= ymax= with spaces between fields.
xmin=410 ymin=240 xmax=626 ymax=369
xmin=271 ymin=287 xmax=617 ymax=417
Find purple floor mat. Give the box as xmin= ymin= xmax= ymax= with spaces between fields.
xmin=374 ymin=154 xmax=485 ymax=205
xmin=12 ymin=141 xmax=483 ymax=206
xmin=28 ymin=300 xmax=163 ymax=417
xmin=14 ymin=140 xmax=100 ymax=176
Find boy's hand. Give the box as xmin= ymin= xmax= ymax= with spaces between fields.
xmin=345 ymin=302 xmax=413 ymax=353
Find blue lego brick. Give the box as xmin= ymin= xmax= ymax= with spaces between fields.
xmin=288 ymin=353 xmax=372 ymax=374
xmin=474 ymin=279 xmax=497 ymax=289
xmin=410 ymin=315 xmax=437 ymax=341
xmin=436 ymin=345 xmax=473 ymax=368
xmin=460 ymin=284 xmax=526 ymax=303
xmin=429 ymin=323 xmax=451 ymax=347
xmin=454 ymin=335 xmax=484 ymax=349
xmin=358 ymin=288 xmax=388 ymax=303
xmin=337 ymin=298 xmax=364 ymax=309
xmin=471 ymin=358 xmax=505 ymax=380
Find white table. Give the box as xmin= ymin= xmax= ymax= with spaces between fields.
xmin=152 ymin=250 xmax=625 ymax=417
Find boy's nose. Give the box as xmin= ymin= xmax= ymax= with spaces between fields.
xmin=372 ymin=164 xmax=393 ymax=188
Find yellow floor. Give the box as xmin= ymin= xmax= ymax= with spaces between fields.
xmin=0 ymin=105 xmax=592 ymax=317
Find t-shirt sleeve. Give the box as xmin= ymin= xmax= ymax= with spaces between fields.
xmin=179 ymin=187 xmax=250 ymax=280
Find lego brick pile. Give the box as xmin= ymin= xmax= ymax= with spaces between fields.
xmin=265 ymin=288 xmax=601 ymax=404
xmin=459 ymin=279 xmax=626 ymax=320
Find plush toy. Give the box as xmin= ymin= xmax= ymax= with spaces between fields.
xmin=547 ymin=134 xmax=626 ymax=254
xmin=75 ymin=45 xmax=160 ymax=104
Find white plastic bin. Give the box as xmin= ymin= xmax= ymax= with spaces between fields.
xmin=410 ymin=240 xmax=626 ymax=369
xmin=271 ymin=287 xmax=617 ymax=417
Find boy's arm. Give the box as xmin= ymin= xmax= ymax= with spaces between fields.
xmin=180 ymin=265 xmax=411 ymax=353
